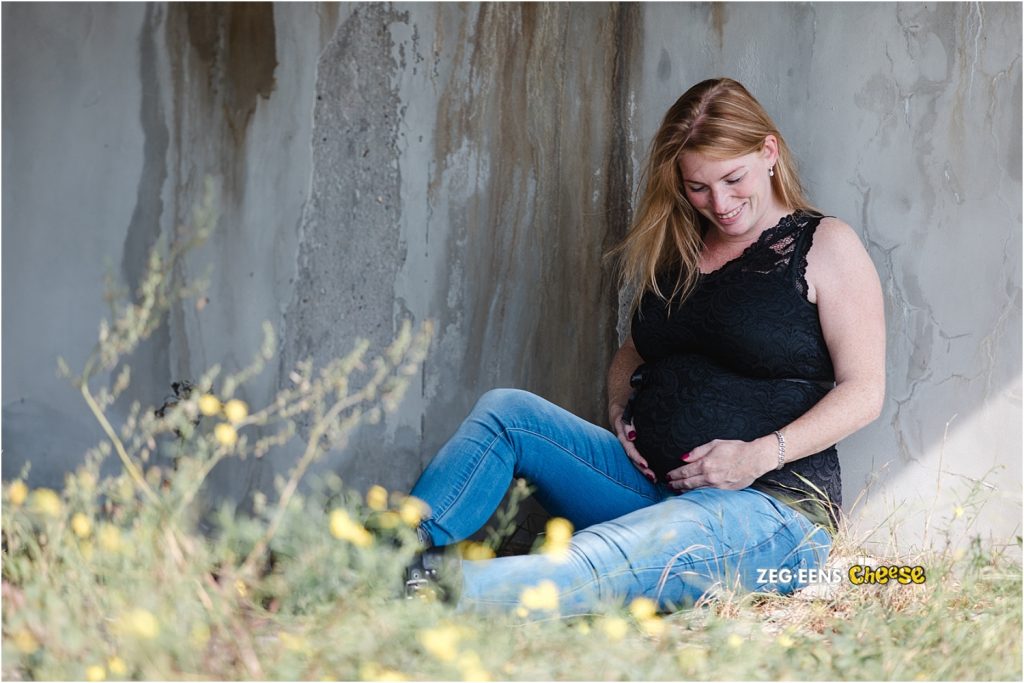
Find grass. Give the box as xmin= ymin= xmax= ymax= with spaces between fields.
xmin=3 ymin=467 xmax=1020 ymax=681
xmin=2 ymin=187 xmax=1021 ymax=680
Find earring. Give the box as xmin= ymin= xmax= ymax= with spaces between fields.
xmin=768 ymin=166 xmax=775 ymax=177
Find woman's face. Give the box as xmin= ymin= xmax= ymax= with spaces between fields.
xmin=678 ymin=137 xmax=784 ymax=242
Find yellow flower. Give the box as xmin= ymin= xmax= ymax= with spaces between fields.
xmin=462 ymin=665 xmax=490 ymax=681
xmin=190 ymin=623 xmax=211 ymax=649
xmin=329 ymin=509 xmax=373 ymax=547
xmin=85 ymin=664 xmax=106 ymax=681
xmin=359 ymin=662 xmax=408 ymax=681
xmin=677 ymin=645 xmax=708 ymax=670
xmin=457 ymin=651 xmax=490 ymax=681
xmin=71 ymin=512 xmax=92 ymax=538
xmin=12 ymin=629 xmax=39 ymax=654
xmin=576 ymin=621 xmax=591 ymax=635
xmin=223 ymin=399 xmax=248 ymax=424
xmin=198 ymin=394 xmax=221 ymax=416
xmin=107 ymin=657 xmax=127 ymax=676
xmin=30 ymin=488 xmax=62 ymax=517
xmin=399 ymin=497 xmax=428 ymax=526
xmin=638 ymin=617 xmax=666 ymax=637
xmin=629 ymin=597 xmax=658 ymax=621
xmin=235 ymin=579 xmax=248 ymax=598
xmin=214 ymin=423 xmax=238 ymax=447
xmin=954 ymin=505 xmax=965 ymax=519
xmin=9 ymin=479 xmax=28 ymax=507
xmin=78 ymin=470 xmax=97 ymax=492
xmin=540 ymin=517 xmax=573 ymax=562
xmin=630 ymin=599 xmax=667 ymax=637
xmin=545 ymin=516 xmax=573 ymax=544
xmin=418 ymin=624 xmax=461 ymax=662
xmin=279 ymin=632 xmax=312 ymax=655
xmin=727 ymin=633 xmax=744 ymax=649
xmin=519 ymin=580 xmax=559 ymax=612
xmin=98 ymin=524 xmax=122 ymax=553
xmin=375 ymin=511 xmax=400 ymax=529
xmin=366 ymin=485 xmax=389 ymax=512
xmin=776 ymin=633 xmax=795 ymax=648
xmin=119 ymin=609 xmax=160 ymax=640
xmin=458 ymin=541 xmax=496 ymax=561
xmin=600 ymin=616 xmax=629 ymax=641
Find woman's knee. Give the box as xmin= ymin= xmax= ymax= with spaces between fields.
xmin=473 ymin=388 xmax=545 ymax=423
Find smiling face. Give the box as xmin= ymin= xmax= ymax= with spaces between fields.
xmin=679 ymin=136 xmax=787 ymax=243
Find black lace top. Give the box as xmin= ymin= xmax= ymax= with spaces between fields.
xmin=629 ymin=211 xmax=841 ymax=528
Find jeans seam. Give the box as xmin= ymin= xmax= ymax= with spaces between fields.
xmin=430 ymin=424 xmax=657 ymax=531
xmin=506 ymin=426 xmax=659 ymax=501
xmin=428 ymin=430 xmax=506 ymax=530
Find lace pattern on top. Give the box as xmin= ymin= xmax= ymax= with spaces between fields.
xmin=629 ymin=211 xmax=842 ymax=523
xmin=700 ymin=211 xmax=818 ymax=297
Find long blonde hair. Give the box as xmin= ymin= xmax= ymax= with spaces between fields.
xmin=610 ymin=78 xmax=816 ymax=315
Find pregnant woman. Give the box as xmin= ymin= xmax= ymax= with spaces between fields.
xmin=405 ymin=78 xmax=885 ymax=614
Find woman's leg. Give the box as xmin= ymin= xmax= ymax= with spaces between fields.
xmin=410 ymin=388 xmax=663 ymax=546
xmin=458 ymin=487 xmax=832 ymax=615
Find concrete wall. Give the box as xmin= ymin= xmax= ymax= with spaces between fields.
xmin=3 ymin=2 xmax=1020 ymax=551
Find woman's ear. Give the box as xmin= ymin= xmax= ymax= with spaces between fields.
xmin=761 ymin=135 xmax=780 ymax=166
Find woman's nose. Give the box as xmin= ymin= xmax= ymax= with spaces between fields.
xmin=710 ymin=188 xmax=729 ymax=213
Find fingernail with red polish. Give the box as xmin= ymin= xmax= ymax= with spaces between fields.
xmin=627 ymin=431 xmax=636 ymax=440
xmin=680 ymin=452 xmax=691 ymax=461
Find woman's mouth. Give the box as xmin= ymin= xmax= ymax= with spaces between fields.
xmin=715 ymin=204 xmax=744 ymax=224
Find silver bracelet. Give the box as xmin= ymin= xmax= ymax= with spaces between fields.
xmin=773 ymin=430 xmax=786 ymax=470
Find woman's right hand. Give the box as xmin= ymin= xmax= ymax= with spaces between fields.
xmin=610 ymin=403 xmax=655 ymax=483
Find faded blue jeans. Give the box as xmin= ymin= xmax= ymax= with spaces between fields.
xmin=410 ymin=389 xmax=831 ymax=614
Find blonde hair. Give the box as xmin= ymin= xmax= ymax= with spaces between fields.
xmin=610 ymin=78 xmax=816 ymax=315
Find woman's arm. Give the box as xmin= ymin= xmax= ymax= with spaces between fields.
xmin=607 ymin=335 xmax=656 ymax=482
xmin=666 ymin=217 xmax=886 ymax=490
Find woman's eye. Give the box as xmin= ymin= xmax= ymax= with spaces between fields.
xmin=688 ymin=186 xmax=707 ymax=193
xmin=726 ymin=176 xmax=744 ymax=185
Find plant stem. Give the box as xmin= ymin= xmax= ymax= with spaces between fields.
xmin=239 ymin=364 xmax=388 ymax=578
xmin=80 ymin=382 xmax=158 ymax=504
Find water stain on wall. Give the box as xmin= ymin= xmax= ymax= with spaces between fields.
xmin=710 ymin=3 xmax=727 ymax=51
xmin=182 ymin=3 xmax=277 ymax=142
xmin=118 ymin=3 xmax=173 ymax=421
xmin=423 ymin=3 xmax=638 ymax=428
xmin=166 ymin=3 xmax=278 ymax=203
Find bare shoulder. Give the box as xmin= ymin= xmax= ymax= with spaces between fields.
xmin=807 ymin=216 xmax=874 ymax=268
xmin=805 ymin=215 xmax=879 ymax=301
xmin=810 ymin=216 xmax=866 ymax=258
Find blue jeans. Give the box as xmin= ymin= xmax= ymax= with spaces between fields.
xmin=410 ymin=389 xmax=831 ymax=615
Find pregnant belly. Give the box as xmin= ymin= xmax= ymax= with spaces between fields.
xmin=630 ymin=354 xmax=829 ymax=481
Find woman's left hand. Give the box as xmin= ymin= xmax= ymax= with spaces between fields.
xmin=664 ymin=437 xmax=775 ymax=491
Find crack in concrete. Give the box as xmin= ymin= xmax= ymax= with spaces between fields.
xmin=967 ymin=1 xmax=983 ymax=98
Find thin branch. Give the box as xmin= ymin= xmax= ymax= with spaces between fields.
xmin=80 ymin=382 xmax=158 ymax=504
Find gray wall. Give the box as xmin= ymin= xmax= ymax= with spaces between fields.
xmin=3 ymin=2 xmax=1020 ymax=550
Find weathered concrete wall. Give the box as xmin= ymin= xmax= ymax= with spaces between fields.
xmin=3 ymin=2 xmax=1020 ymax=550
xmin=279 ymin=3 xmax=638 ymax=495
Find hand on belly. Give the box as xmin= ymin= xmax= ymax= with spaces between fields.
xmin=629 ymin=354 xmax=825 ymax=481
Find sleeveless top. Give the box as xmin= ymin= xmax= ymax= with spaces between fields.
xmin=629 ymin=211 xmax=841 ymax=529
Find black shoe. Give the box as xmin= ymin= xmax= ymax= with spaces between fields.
xmin=405 ymin=545 xmax=466 ymax=604
xmin=404 ymin=547 xmax=447 ymax=601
